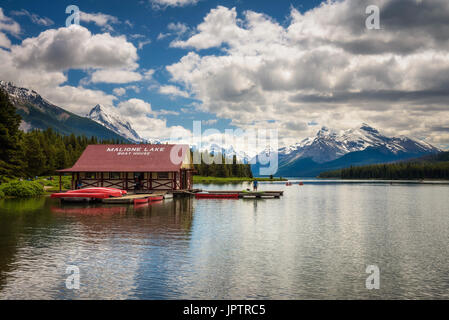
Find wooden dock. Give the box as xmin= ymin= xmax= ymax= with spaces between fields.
xmin=102 ymin=192 xmax=168 ymax=204
xmin=171 ymin=189 xmax=283 ymax=199
xmin=201 ymin=190 xmax=284 ymax=199
xmin=101 ymin=189 xmax=283 ymax=203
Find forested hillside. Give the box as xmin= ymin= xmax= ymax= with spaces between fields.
xmin=318 ymin=152 xmax=449 ymax=180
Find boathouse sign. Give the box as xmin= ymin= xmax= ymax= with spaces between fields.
xmin=106 ymin=147 xmax=166 ymax=156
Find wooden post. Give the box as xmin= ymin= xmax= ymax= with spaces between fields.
xmin=71 ymin=173 xmax=74 ymax=190
xmin=125 ymin=172 xmax=128 ymax=190
xmin=101 ymin=172 xmax=104 ymax=187
xmin=180 ymin=169 xmax=184 ymax=190
xmin=150 ymin=172 xmax=153 ymax=190
xmin=173 ymin=171 xmax=177 ymax=190
xmin=59 ymin=173 xmax=62 ymax=192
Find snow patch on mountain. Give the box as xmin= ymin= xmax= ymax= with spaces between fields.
xmin=87 ymin=104 xmax=158 ymax=144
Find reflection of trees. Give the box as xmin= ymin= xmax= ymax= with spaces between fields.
xmin=51 ymin=198 xmax=194 ymax=239
xmin=0 ymin=197 xmax=194 ymax=293
xmin=0 ymin=197 xmax=55 ymax=291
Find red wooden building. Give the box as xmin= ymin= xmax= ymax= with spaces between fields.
xmin=57 ymin=144 xmax=194 ymax=192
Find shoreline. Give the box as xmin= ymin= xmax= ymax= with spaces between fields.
xmin=193 ymin=176 xmax=288 ymax=183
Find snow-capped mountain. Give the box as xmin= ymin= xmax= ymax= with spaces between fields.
xmin=87 ymin=104 xmax=143 ymax=143
xmin=0 ymin=81 xmax=130 ymax=142
xmin=279 ymin=123 xmax=440 ymax=164
xmin=253 ymin=123 xmax=440 ymax=177
xmin=86 ymin=104 xmax=159 ymax=144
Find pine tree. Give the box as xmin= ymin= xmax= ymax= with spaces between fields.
xmin=0 ymin=88 xmax=25 ymax=179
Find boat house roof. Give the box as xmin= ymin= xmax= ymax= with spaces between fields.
xmin=58 ymin=144 xmax=191 ymax=172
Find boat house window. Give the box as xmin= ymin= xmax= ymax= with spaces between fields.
xmin=109 ymin=172 xmax=121 ymax=179
xmin=157 ymin=172 xmax=169 ymax=179
xmin=85 ymin=172 xmax=96 ymax=179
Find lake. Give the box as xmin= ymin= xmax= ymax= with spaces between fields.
xmin=1 ymin=180 xmax=449 ymax=299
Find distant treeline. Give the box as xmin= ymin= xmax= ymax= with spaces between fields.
xmin=192 ymin=151 xmax=253 ymax=178
xmin=319 ymin=154 xmax=449 ymax=180
xmin=0 ymin=88 xmax=253 ymax=180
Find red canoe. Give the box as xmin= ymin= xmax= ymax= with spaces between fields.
xmin=149 ymin=196 xmax=164 ymax=202
xmin=67 ymin=188 xmax=125 ymax=197
xmin=195 ymin=193 xmax=239 ymax=199
xmin=51 ymin=192 xmax=110 ymax=199
xmin=134 ymin=198 xmax=149 ymax=205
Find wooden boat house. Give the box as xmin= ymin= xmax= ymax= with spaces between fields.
xmin=57 ymin=144 xmax=194 ymax=192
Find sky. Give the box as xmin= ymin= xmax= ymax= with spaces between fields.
xmin=0 ymin=0 xmax=448 ymax=150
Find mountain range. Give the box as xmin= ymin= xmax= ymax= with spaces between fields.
xmin=0 ymin=81 xmax=144 ymax=143
xmin=1 ymin=81 xmax=441 ymax=177
xmin=252 ymin=124 xmax=440 ymax=177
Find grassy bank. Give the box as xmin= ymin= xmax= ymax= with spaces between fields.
xmin=193 ymin=176 xmax=287 ymax=183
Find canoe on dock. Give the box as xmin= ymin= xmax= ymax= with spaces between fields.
xmin=51 ymin=192 xmax=110 ymax=200
xmin=134 ymin=198 xmax=149 ymax=205
xmin=149 ymin=195 xmax=164 ymax=202
xmin=103 ymin=193 xmax=167 ymax=204
xmin=67 ymin=188 xmax=124 ymax=197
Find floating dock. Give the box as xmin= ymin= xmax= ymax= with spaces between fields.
xmin=196 ymin=190 xmax=284 ymax=199
xmin=102 ymin=192 xmax=169 ymax=204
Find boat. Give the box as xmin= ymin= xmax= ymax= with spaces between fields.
xmin=134 ymin=198 xmax=149 ymax=205
xmin=67 ymin=187 xmax=126 ymax=197
xmin=148 ymin=196 xmax=164 ymax=202
xmin=51 ymin=192 xmax=110 ymax=200
xmin=51 ymin=187 xmax=125 ymax=202
xmin=195 ymin=193 xmax=239 ymax=199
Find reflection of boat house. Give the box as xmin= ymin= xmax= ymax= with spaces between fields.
xmin=58 ymin=144 xmax=194 ymax=192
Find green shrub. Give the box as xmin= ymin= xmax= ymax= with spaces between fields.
xmin=0 ymin=180 xmax=45 ymax=198
xmin=0 ymin=189 xmax=4 ymax=198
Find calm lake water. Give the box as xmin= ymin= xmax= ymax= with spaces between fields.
xmin=1 ymin=180 xmax=449 ymax=300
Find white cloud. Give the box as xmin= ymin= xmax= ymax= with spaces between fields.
xmin=171 ymin=6 xmax=243 ymax=49
xmin=113 ymin=87 xmax=126 ymax=96
xmin=158 ymin=22 xmax=190 ymax=41
xmin=11 ymin=25 xmax=138 ymax=71
xmin=0 ymin=8 xmax=20 ymax=35
xmin=42 ymin=85 xmax=117 ymax=115
xmin=116 ymin=98 xmax=190 ymax=141
xmin=138 ymin=39 xmax=151 ymax=49
xmin=117 ymin=98 xmax=152 ymax=116
xmin=150 ymin=0 xmax=199 ymax=9
xmin=11 ymin=9 xmax=54 ymax=26
xmin=90 ymin=69 xmax=143 ymax=84
xmin=158 ymin=85 xmax=190 ymax=98
xmin=166 ymin=2 xmax=449 ymax=147
xmin=0 ymin=32 xmax=11 ymax=48
xmin=80 ymin=11 xmax=119 ymax=31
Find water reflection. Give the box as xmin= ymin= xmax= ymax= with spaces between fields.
xmin=1 ymin=182 xmax=449 ymax=299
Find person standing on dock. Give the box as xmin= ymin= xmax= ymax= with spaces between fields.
xmin=253 ymin=179 xmax=258 ymax=191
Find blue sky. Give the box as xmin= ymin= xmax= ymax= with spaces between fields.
xmin=1 ymin=0 xmax=449 ymax=149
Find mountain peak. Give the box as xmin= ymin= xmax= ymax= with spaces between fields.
xmin=87 ymin=104 xmax=150 ymax=143
xmin=89 ymin=104 xmax=105 ymax=115
xmin=359 ymin=123 xmax=379 ymax=134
